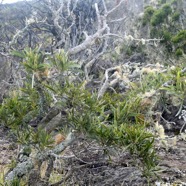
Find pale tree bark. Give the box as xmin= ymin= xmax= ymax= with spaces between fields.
xmin=5 ymin=131 xmax=77 ymax=184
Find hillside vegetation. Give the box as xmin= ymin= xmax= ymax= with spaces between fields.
xmin=0 ymin=0 xmax=186 ymax=185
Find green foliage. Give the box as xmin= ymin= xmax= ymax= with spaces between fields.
xmin=120 ymin=44 xmax=133 ymax=56
xmin=0 ymin=49 xmax=69 ymax=146
xmin=121 ymin=124 xmax=157 ymax=175
xmin=142 ymin=6 xmax=155 ymax=25
xmin=2 ymin=47 xmax=186 ymax=183
xmin=162 ymin=4 xmax=172 ymax=15
xmin=158 ymin=0 xmax=167 ymax=4
xmin=67 ymin=85 xmax=158 ymax=176
xmin=0 ymin=91 xmax=37 ymax=128
xmin=127 ymin=63 xmax=186 ymax=120
xmin=172 ymin=30 xmax=186 ymax=43
xmin=160 ymin=66 xmax=186 ymax=105
xmin=1 ymin=48 xmax=166 ymax=179
xmin=171 ymin=30 xmax=186 ymax=56
xmin=6 ymin=178 xmax=21 ymax=186
xmin=137 ymin=73 xmax=168 ymax=93
xmin=120 ymin=42 xmax=145 ymax=57
xmin=12 ymin=48 xmax=49 ymax=75
xmin=175 ymin=48 xmax=183 ymax=57
xmin=50 ymin=49 xmax=80 ymax=73
xmin=15 ymin=126 xmax=54 ymax=150
xmin=161 ymin=30 xmax=172 ymax=42
xmin=150 ymin=4 xmax=172 ymax=26
xmin=142 ymin=0 xmax=185 ymax=57
xmin=150 ymin=10 xmax=164 ymax=26
xmin=31 ymin=127 xmax=54 ymax=150
xmin=172 ymin=12 xmax=180 ymax=21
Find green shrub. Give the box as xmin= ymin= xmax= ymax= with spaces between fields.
xmin=175 ymin=48 xmax=183 ymax=57
xmin=151 ymin=4 xmax=172 ymax=26
xmin=1 ymin=49 xmax=171 ymax=180
xmin=172 ymin=12 xmax=180 ymax=21
xmin=162 ymin=4 xmax=172 ymax=16
xmin=142 ymin=6 xmax=155 ymax=25
xmin=172 ymin=30 xmax=186 ymax=43
xmin=151 ymin=10 xmax=165 ymax=26
xmin=158 ymin=0 xmax=167 ymax=4
xmin=162 ymin=30 xmax=172 ymax=42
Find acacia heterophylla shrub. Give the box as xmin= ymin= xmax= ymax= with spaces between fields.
xmin=0 ymin=49 xmax=73 ymax=148
xmin=0 ymin=91 xmax=36 ymax=128
xmin=160 ymin=65 xmax=186 ymax=110
xmin=0 ymin=48 xmax=159 ymax=177
xmin=142 ymin=6 xmax=155 ymax=26
xmin=67 ymin=86 xmax=158 ymax=176
xmin=150 ymin=4 xmax=172 ymax=26
xmin=142 ymin=1 xmax=185 ymax=56
xmin=172 ymin=30 xmax=186 ymax=55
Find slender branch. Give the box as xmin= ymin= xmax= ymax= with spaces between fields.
xmin=98 ymin=66 xmax=121 ymax=99
xmin=31 ymin=72 xmax=35 ymax=89
xmin=95 ymin=3 xmax=102 ymax=30
xmin=67 ymin=26 xmax=107 ymax=55
xmin=84 ymin=40 xmax=108 ymax=81
xmin=108 ymin=16 xmax=127 ymax=23
xmin=107 ymin=0 xmax=126 ymax=16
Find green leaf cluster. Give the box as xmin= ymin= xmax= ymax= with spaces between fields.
xmin=142 ymin=0 xmax=186 ymax=57
xmin=51 ymin=49 xmax=81 ymax=73
xmin=1 ymin=48 xmax=186 ymax=181
xmin=66 ymin=85 xmax=158 ymax=175
xmin=12 ymin=48 xmax=49 ymax=74
xmin=0 ymin=48 xmax=80 ymax=151
xmin=151 ymin=4 xmax=172 ymax=26
xmin=160 ymin=65 xmax=186 ymax=110
xmin=172 ymin=30 xmax=186 ymax=55
xmin=143 ymin=6 xmax=155 ymax=26
xmin=172 ymin=30 xmax=186 ymax=43
xmin=0 ymin=92 xmax=37 ymax=128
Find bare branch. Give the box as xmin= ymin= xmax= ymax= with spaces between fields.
xmin=107 ymin=0 xmax=126 ymax=16
xmin=95 ymin=3 xmax=102 ymax=30
xmin=5 ymin=158 xmax=34 ymax=182
xmin=67 ymin=26 xmax=107 ymax=55
xmin=108 ymin=16 xmax=127 ymax=23
xmin=84 ymin=39 xmax=108 ymax=81
xmin=5 ymin=131 xmax=76 ymax=183
xmin=98 ymin=66 xmax=121 ymax=99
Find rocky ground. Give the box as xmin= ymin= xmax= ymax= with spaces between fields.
xmin=156 ymin=136 xmax=186 ymax=185
xmin=0 ymin=127 xmax=19 ymax=174
xmin=0 ymin=125 xmax=186 ymax=186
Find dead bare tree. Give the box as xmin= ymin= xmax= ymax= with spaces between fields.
xmin=8 ymin=0 xmax=130 ymax=79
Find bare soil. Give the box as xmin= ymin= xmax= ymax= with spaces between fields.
xmin=0 ymin=127 xmax=186 ymax=185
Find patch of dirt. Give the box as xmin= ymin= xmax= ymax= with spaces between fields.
xmin=0 ymin=127 xmax=18 ymax=173
xmin=0 ymin=125 xmax=186 ymax=185
xmin=157 ymin=138 xmax=186 ymax=184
